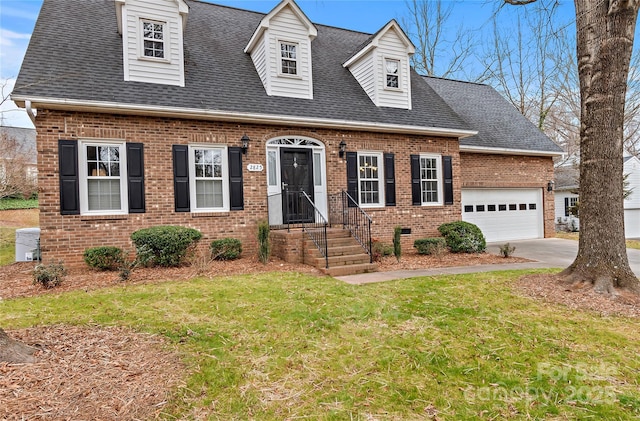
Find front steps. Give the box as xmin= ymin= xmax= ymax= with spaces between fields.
xmin=304 ymin=228 xmax=377 ymax=276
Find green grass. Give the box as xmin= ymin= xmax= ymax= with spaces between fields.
xmin=2 ymin=270 xmax=640 ymax=419
xmin=0 ymin=227 xmax=15 ymax=265
xmin=0 ymin=198 xmax=38 ymax=210
xmin=556 ymin=231 xmax=640 ymax=250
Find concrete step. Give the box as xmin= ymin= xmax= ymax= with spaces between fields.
xmin=322 ymin=262 xmax=378 ymax=277
xmin=306 ymin=244 xmax=366 ymax=258
xmin=313 ymin=253 xmax=371 ymax=268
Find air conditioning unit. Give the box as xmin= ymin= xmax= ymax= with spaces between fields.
xmin=15 ymin=227 xmax=40 ymax=262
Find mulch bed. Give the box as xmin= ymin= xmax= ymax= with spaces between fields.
xmin=1 ymin=325 xmax=184 ymax=421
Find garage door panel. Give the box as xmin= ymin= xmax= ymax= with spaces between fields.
xmin=462 ymin=189 xmax=543 ymax=242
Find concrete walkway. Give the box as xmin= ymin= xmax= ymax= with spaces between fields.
xmin=336 ymin=238 xmax=640 ymax=285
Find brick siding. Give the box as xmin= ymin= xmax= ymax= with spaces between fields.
xmin=36 ymin=110 xmax=467 ymax=266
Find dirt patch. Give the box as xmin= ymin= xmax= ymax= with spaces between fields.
xmin=516 ymin=273 xmax=640 ymax=318
xmin=0 ymin=209 xmax=39 ymax=228
xmin=0 ymin=325 xmax=184 ymax=421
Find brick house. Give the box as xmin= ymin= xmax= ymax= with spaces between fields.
xmin=12 ymin=0 xmax=562 ymax=271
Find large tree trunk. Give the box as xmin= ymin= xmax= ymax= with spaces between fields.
xmin=0 ymin=327 xmax=37 ymax=364
xmin=560 ymin=0 xmax=640 ymax=293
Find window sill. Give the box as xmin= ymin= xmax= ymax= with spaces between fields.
xmin=80 ymin=214 xmax=129 ymax=221
xmin=191 ymin=212 xmax=230 ymax=218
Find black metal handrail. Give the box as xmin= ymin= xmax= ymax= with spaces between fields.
xmin=299 ymin=191 xmax=329 ymax=269
xmin=341 ymin=190 xmax=373 ymax=263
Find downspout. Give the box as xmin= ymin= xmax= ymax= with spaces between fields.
xmin=25 ymin=100 xmax=37 ymax=126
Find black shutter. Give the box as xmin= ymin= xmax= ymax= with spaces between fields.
xmin=564 ymin=197 xmax=569 ymax=217
xmin=410 ymin=154 xmax=421 ymax=205
xmin=172 ymin=145 xmax=190 ymax=212
xmin=58 ymin=140 xmax=80 ymax=215
xmin=346 ymin=151 xmax=358 ymax=207
xmin=228 ymin=147 xmax=244 ymax=211
xmin=126 ymin=143 xmax=145 ymax=213
xmin=443 ymin=155 xmax=453 ymax=205
xmin=384 ymin=153 xmax=396 ymax=206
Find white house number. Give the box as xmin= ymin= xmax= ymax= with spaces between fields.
xmin=247 ymin=163 xmax=264 ymax=172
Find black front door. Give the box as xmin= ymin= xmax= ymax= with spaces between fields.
xmin=281 ymin=148 xmax=314 ymax=223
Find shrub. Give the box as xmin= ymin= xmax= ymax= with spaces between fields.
xmin=437 ymin=221 xmax=486 ymax=253
xmin=210 ymin=238 xmax=242 ymax=261
xmin=131 ymin=225 xmax=202 ymax=267
xmin=83 ymin=246 xmax=124 ymax=270
xmin=393 ymin=226 xmax=402 ymax=262
xmin=499 ymin=243 xmax=516 ymax=258
xmin=414 ymin=237 xmax=447 ymax=255
xmin=371 ymin=239 xmax=393 ymax=262
xmin=33 ymin=262 xmax=67 ymax=288
xmin=257 ymin=221 xmax=270 ymax=264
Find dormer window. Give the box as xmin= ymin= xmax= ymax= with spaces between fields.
xmin=280 ymin=41 xmax=298 ymax=76
xmin=142 ymin=20 xmax=165 ymax=58
xmin=385 ymin=59 xmax=400 ymax=89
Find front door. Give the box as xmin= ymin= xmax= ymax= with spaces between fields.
xmin=281 ymin=148 xmax=314 ymax=223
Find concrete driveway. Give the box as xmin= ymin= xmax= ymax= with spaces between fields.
xmin=337 ymin=238 xmax=640 ymax=284
xmin=486 ymin=238 xmax=640 ymax=277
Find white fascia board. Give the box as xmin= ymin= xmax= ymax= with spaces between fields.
xmin=14 ymin=95 xmax=477 ymax=138
xmin=460 ymin=144 xmax=564 ymax=157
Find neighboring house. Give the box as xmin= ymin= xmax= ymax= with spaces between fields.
xmin=0 ymin=126 xmax=37 ymax=197
xmin=554 ymin=155 xmax=640 ymax=237
xmin=12 ymin=0 xmax=562 ymax=266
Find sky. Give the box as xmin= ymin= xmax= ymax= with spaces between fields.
xmin=0 ymin=0 xmax=578 ymax=129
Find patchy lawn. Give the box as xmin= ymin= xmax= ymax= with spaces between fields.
xmin=2 ymin=269 xmax=640 ymax=420
xmin=0 ymin=209 xmax=39 ymax=266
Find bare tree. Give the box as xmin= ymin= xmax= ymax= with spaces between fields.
xmin=403 ymin=0 xmax=477 ymax=78
xmin=507 ymin=0 xmax=640 ymax=293
xmin=0 ymin=130 xmax=37 ymax=199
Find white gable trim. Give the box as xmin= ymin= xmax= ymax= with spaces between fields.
xmin=343 ymin=20 xmax=415 ymax=68
xmin=244 ymin=0 xmax=317 ymax=54
xmin=116 ymin=0 xmax=188 ymax=34
xmin=460 ymin=145 xmax=563 ymax=157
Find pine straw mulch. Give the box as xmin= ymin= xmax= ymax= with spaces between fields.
xmin=515 ymin=273 xmax=640 ymax=318
xmin=0 ymin=325 xmax=184 ymax=421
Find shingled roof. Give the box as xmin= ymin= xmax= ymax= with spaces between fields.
xmin=423 ymin=76 xmax=563 ymax=154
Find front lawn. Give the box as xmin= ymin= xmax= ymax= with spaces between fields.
xmin=1 ymin=270 xmax=639 ymax=419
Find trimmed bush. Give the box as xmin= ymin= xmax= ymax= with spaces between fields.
xmin=83 ymin=246 xmax=124 ymax=271
xmin=393 ymin=226 xmax=402 ymax=262
xmin=210 ymin=238 xmax=242 ymax=261
xmin=131 ymin=225 xmax=202 ymax=267
xmin=33 ymin=262 xmax=67 ymax=288
xmin=499 ymin=243 xmax=516 ymax=258
xmin=437 ymin=221 xmax=486 ymax=253
xmin=413 ymin=237 xmax=447 ymax=255
xmin=372 ymin=239 xmax=393 ymax=262
xmin=257 ymin=221 xmax=270 ymax=264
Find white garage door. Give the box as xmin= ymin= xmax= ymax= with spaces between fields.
xmin=625 ymin=209 xmax=640 ymax=238
xmin=461 ymin=188 xmax=544 ymax=242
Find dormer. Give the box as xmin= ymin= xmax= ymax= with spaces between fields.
xmin=244 ymin=0 xmax=317 ymax=99
xmin=115 ymin=0 xmax=188 ymax=87
xmin=343 ymin=20 xmax=415 ymax=110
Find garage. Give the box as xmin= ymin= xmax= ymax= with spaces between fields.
xmin=625 ymin=209 xmax=640 ymax=238
xmin=461 ymin=188 xmax=544 ymax=242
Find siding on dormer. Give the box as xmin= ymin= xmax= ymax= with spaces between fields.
xmin=265 ymin=5 xmax=313 ymax=99
xmin=376 ymin=29 xmax=411 ymax=110
xmin=122 ymin=0 xmax=185 ymax=87
xmin=349 ymin=53 xmax=376 ymax=105
xmin=251 ymin=35 xmax=270 ymax=93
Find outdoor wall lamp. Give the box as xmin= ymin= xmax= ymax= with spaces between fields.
xmin=241 ymin=134 xmax=250 ymax=155
xmin=339 ymin=140 xmax=347 ymax=158
xmin=547 ymin=180 xmax=555 ymax=192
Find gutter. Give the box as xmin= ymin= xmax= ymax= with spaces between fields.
xmin=12 ymin=95 xmax=478 ymax=139
xmin=24 ymin=100 xmax=37 ymax=126
xmin=460 ymin=144 xmax=563 ymax=157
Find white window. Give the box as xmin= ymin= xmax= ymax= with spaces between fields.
xmin=189 ymin=146 xmax=229 ymax=211
xmin=420 ymin=155 xmax=442 ymax=205
xmin=142 ymin=20 xmax=165 ymax=59
xmin=385 ymin=58 xmax=400 ymax=89
xmin=79 ymin=141 xmax=128 ymax=215
xmin=358 ymin=152 xmax=384 ymax=207
xmin=279 ymin=41 xmax=298 ymax=75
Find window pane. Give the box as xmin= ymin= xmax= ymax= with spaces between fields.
xmin=88 ymin=179 xmax=121 ymax=211
xmin=420 ymin=157 xmax=439 ymax=203
xmin=196 ymin=180 xmax=223 ymax=208
xmin=358 ymin=154 xmax=381 ymax=205
xmin=313 ymin=153 xmax=321 ymax=186
xmin=268 ymin=151 xmax=277 ymax=186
